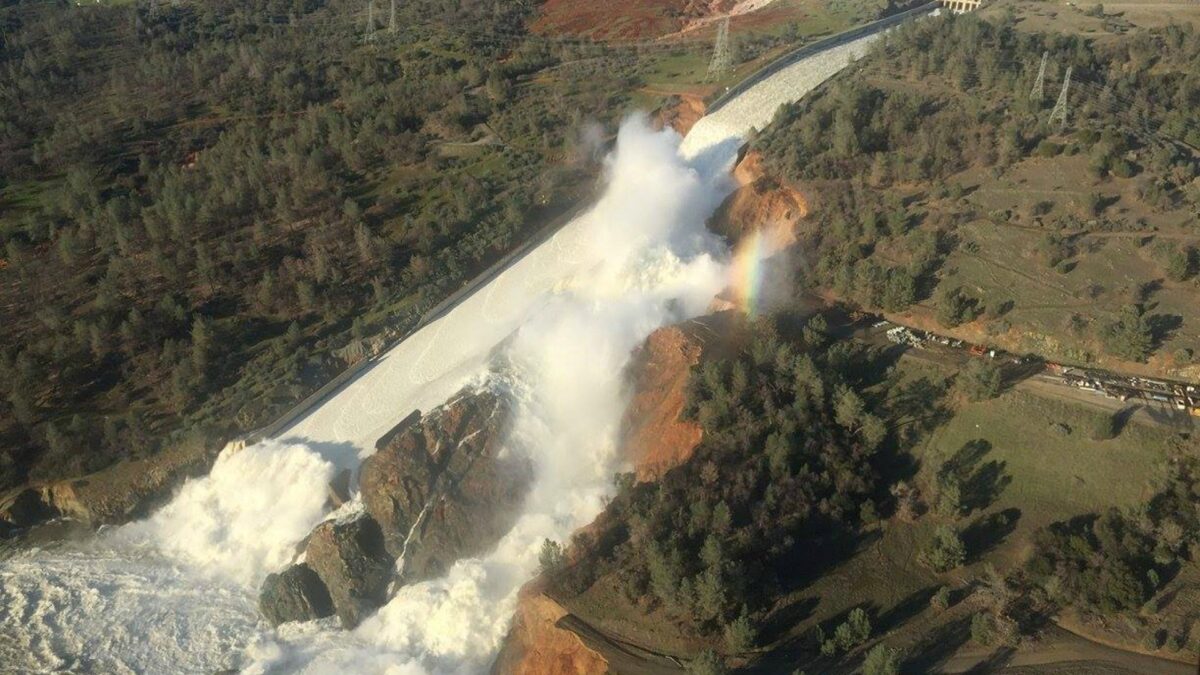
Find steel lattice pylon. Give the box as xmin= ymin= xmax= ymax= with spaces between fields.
xmin=706 ymin=18 xmax=733 ymax=81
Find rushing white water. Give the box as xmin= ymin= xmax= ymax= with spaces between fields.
xmin=0 ymin=27 xmax=887 ymax=673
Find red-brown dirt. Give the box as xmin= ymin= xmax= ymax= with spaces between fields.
xmin=620 ymin=325 xmax=706 ymax=482
xmin=712 ymin=149 xmax=810 ymax=242
xmin=492 ymin=579 xmax=610 ymax=675
xmin=653 ymin=93 xmax=707 ymax=136
xmin=531 ymin=0 xmax=741 ymax=40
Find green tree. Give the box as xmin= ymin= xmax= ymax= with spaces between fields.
xmin=859 ymin=414 xmax=888 ymax=450
xmin=935 ymin=286 xmax=978 ymax=327
xmin=930 ymin=586 xmax=951 ymax=612
xmin=1102 ymin=305 xmax=1154 ymax=362
xmin=724 ymin=608 xmax=757 ymax=652
xmin=958 ymin=359 xmax=1002 ymax=402
xmin=696 ymin=567 xmax=727 ymax=622
xmin=834 ymin=387 xmax=866 ymax=430
xmin=687 ymin=649 xmax=727 ymax=675
xmin=538 ymin=538 xmax=565 ymax=574
xmin=862 ymin=644 xmax=902 ymax=675
xmin=190 ymin=316 xmax=213 ymax=372
xmin=825 ymin=607 xmax=872 ymax=653
xmin=922 ymin=525 xmax=967 ymax=572
xmin=935 ymin=472 xmax=963 ymax=518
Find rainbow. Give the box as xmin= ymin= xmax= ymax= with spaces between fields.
xmin=730 ymin=228 xmax=770 ymax=319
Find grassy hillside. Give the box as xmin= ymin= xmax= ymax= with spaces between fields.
xmin=754 ymin=7 xmax=1200 ymax=380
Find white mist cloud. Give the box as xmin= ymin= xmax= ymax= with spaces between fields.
xmin=114 ymin=440 xmax=336 ymax=588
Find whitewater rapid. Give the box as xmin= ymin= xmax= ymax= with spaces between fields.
xmin=0 ymin=28 xmax=890 ymax=675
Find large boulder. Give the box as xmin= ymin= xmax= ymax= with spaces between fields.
xmin=259 ymin=563 xmax=334 ymax=626
xmin=257 ymin=387 xmax=528 ymax=629
xmin=360 ymin=389 xmax=531 ymax=584
xmin=304 ymin=515 xmax=393 ymax=629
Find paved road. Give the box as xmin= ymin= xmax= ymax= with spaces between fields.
xmin=938 ymin=625 xmax=1196 ymax=674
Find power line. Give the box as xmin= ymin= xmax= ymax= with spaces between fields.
xmin=1049 ymin=65 xmax=1072 ymax=129
xmin=706 ymin=17 xmax=732 ymax=81
xmin=1030 ymin=50 xmax=1047 ymax=102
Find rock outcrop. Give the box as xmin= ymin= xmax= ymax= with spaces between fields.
xmin=360 ymin=390 xmax=531 ymax=584
xmin=710 ymin=150 xmax=808 ymax=243
xmin=0 ymin=434 xmax=220 ymax=535
xmin=305 ymin=515 xmax=393 ymax=628
xmin=259 ymin=563 xmax=335 ymax=626
xmin=257 ymin=387 xmax=528 ymax=628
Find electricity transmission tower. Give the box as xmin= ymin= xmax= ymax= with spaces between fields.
xmin=706 ymin=18 xmax=733 ymax=81
xmin=1030 ymin=51 xmax=1048 ymax=102
xmin=1049 ymin=66 xmax=1073 ymax=129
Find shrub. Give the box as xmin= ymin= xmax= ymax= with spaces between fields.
xmin=862 ymin=644 xmax=902 ymax=675
xmin=958 ymin=359 xmax=1002 ymax=402
xmin=930 ymin=586 xmax=951 ymax=612
xmin=1165 ymin=246 xmax=1197 ymax=282
xmin=971 ymin=613 xmax=997 ymax=646
xmin=687 ymin=649 xmax=727 ymax=675
xmin=922 ymin=526 xmax=967 ymax=572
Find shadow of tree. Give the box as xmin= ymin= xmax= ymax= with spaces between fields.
xmin=966 ymin=645 xmax=1017 ymax=673
xmin=1147 ymin=313 xmax=1183 ymax=349
xmin=1112 ymin=404 xmax=1140 ymax=437
xmin=945 ymin=439 xmax=991 ymax=474
xmin=961 ymin=507 xmax=1021 ymax=563
xmin=905 ymin=615 xmax=973 ymax=672
xmin=941 ymin=440 xmax=1011 ymax=516
xmin=887 ymin=375 xmax=954 ymax=441
xmin=759 ymin=595 xmax=820 ymax=646
xmin=962 ymin=460 xmax=1011 ymax=514
xmin=875 ymin=584 xmax=939 ymax=634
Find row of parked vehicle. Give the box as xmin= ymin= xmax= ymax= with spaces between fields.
xmin=876 ymin=319 xmax=1200 ymax=417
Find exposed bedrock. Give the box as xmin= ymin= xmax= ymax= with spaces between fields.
xmin=259 ymin=562 xmax=335 ymax=626
xmin=359 ymin=389 xmax=531 ymax=584
xmin=304 ymin=515 xmax=393 ymax=629
xmin=258 ymin=387 xmax=530 ymax=627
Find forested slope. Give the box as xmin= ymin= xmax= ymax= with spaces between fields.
xmin=0 ymin=0 xmax=636 ymax=488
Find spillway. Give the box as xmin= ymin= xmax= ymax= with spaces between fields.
xmin=0 ymin=21 xmax=899 ymax=674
